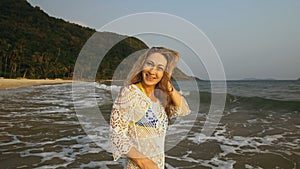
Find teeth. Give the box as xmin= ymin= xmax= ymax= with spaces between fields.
xmin=146 ymin=73 xmax=155 ymax=79
xmin=145 ymin=73 xmax=155 ymax=81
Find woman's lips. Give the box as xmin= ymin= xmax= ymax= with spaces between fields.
xmin=145 ymin=73 xmax=155 ymax=81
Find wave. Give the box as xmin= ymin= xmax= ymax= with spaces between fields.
xmin=96 ymin=82 xmax=300 ymax=112
xmin=194 ymin=91 xmax=300 ymax=112
xmin=227 ymin=95 xmax=299 ymax=112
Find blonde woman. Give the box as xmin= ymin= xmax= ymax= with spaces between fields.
xmin=110 ymin=47 xmax=191 ymax=169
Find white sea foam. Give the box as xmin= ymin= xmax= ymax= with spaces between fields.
xmin=95 ymin=83 xmax=121 ymax=93
xmin=181 ymin=123 xmax=300 ymax=168
xmin=245 ymin=164 xmax=263 ymax=169
xmin=1 ymin=82 xmax=299 ymax=168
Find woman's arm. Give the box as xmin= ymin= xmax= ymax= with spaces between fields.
xmin=126 ymin=147 xmax=159 ymax=169
xmin=167 ymin=81 xmax=191 ymax=116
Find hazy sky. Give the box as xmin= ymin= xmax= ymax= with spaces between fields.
xmin=27 ymin=0 xmax=300 ymax=80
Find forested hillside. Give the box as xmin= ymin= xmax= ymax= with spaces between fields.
xmin=0 ymin=0 xmax=148 ymax=80
xmin=0 ymin=0 xmax=93 ymax=78
xmin=0 ymin=0 xmax=190 ymax=80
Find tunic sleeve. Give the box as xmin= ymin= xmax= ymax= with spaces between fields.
xmin=109 ymin=86 xmax=136 ymax=161
xmin=170 ymin=96 xmax=191 ymax=118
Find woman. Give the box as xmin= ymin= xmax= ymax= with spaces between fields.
xmin=110 ymin=47 xmax=191 ymax=169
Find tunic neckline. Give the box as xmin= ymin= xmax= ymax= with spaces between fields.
xmin=132 ymin=84 xmax=158 ymax=103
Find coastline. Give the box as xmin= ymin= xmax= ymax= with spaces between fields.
xmin=0 ymin=78 xmax=74 ymax=90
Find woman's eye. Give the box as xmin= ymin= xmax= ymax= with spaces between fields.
xmin=158 ymin=67 xmax=164 ymax=71
xmin=146 ymin=62 xmax=154 ymax=66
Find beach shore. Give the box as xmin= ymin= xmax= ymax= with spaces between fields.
xmin=0 ymin=78 xmax=74 ymax=90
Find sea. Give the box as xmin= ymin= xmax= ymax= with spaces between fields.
xmin=0 ymin=80 xmax=299 ymax=169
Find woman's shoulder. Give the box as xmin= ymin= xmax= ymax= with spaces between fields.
xmin=117 ymin=84 xmax=140 ymax=98
xmin=121 ymin=84 xmax=151 ymax=101
xmin=120 ymin=84 xmax=138 ymax=93
xmin=114 ymin=85 xmax=138 ymax=105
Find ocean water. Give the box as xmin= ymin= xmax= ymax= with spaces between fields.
xmin=0 ymin=80 xmax=299 ymax=168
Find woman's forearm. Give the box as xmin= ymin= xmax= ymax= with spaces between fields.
xmin=168 ymin=84 xmax=190 ymax=114
xmin=126 ymin=147 xmax=158 ymax=169
xmin=126 ymin=146 xmax=147 ymax=159
xmin=168 ymin=87 xmax=182 ymax=106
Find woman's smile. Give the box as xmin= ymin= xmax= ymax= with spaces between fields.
xmin=142 ymin=52 xmax=167 ymax=87
xmin=145 ymin=72 xmax=156 ymax=81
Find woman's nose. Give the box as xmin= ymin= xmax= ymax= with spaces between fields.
xmin=148 ymin=67 xmax=157 ymax=74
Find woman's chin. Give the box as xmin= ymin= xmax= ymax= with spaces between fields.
xmin=143 ymin=79 xmax=158 ymax=86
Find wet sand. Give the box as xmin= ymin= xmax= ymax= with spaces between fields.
xmin=0 ymin=78 xmax=73 ymax=90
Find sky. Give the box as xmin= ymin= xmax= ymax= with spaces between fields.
xmin=27 ymin=0 xmax=300 ymax=80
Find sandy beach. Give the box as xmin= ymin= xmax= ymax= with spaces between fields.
xmin=0 ymin=78 xmax=73 ymax=90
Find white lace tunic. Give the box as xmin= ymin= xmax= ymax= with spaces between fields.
xmin=110 ymin=84 xmax=190 ymax=169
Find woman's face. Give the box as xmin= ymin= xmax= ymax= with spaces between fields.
xmin=142 ymin=52 xmax=167 ymax=87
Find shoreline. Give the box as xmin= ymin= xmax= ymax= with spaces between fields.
xmin=0 ymin=78 xmax=74 ymax=90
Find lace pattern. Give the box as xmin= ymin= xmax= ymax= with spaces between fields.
xmin=110 ymin=84 xmax=190 ymax=168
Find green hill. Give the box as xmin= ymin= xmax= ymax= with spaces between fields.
xmin=0 ymin=0 xmax=148 ymax=80
xmin=0 ymin=0 xmax=190 ymax=81
xmin=0 ymin=0 xmax=95 ymax=78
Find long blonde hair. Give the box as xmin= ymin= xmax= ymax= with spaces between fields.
xmin=124 ymin=47 xmax=180 ymax=120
